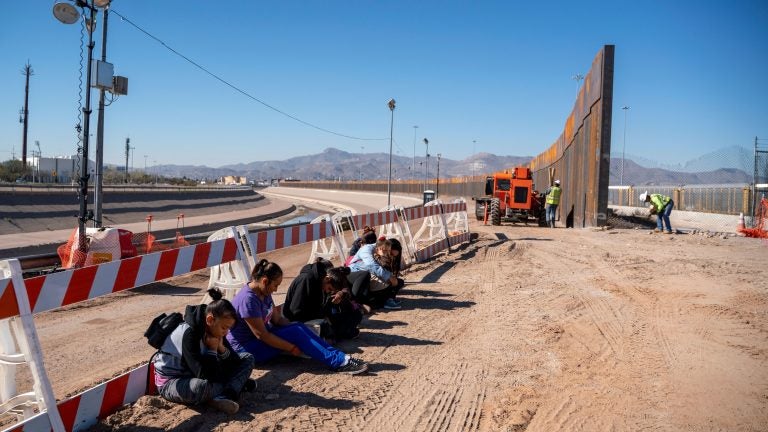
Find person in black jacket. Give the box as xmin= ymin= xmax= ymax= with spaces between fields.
xmin=283 ymin=258 xmax=362 ymax=341
xmin=152 ymin=288 xmax=255 ymax=414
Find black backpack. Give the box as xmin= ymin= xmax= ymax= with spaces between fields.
xmin=144 ymin=312 xmax=184 ymax=350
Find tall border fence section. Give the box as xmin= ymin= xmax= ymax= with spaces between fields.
xmin=0 ymin=200 xmax=470 ymax=431
xmin=529 ymin=45 xmax=614 ymax=228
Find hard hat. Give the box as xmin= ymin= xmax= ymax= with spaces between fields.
xmin=639 ymin=191 xmax=648 ymax=202
xmin=554 ymin=179 xmax=561 ymax=185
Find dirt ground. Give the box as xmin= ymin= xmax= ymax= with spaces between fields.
xmin=8 ymin=215 xmax=768 ymax=431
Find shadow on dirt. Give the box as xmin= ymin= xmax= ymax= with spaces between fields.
xmin=418 ymin=261 xmax=456 ymax=283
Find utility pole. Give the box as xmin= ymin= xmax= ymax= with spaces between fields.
xmin=124 ymin=137 xmax=130 ymax=183
xmin=93 ymin=5 xmax=110 ymax=227
xmin=35 ymin=140 xmax=41 ymax=182
xmin=21 ymin=62 xmax=33 ymax=170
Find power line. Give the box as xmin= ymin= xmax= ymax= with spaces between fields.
xmin=110 ymin=9 xmax=387 ymax=142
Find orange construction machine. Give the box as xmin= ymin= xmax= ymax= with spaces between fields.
xmin=473 ymin=167 xmax=546 ymax=226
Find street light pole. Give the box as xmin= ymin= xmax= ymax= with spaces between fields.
xmin=412 ymin=125 xmax=418 ymax=181
xmin=436 ymin=153 xmax=441 ymax=198
xmin=387 ymin=98 xmax=396 ymax=206
xmin=621 ymin=105 xmax=630 ymax=186
xmin=572 ymin=73 xmax=584 ymax=99
xmin=423 ymin=138 xmax=429 ymax=191
xmin=77 ymin=2 xmax=96 ymax=260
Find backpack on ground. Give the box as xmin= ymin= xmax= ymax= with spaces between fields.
xmin=144 ymin=312 xmax=184 ymax=350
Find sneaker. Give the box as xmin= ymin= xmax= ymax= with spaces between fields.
xmin=383 ymin=298 xmax=402 ymax=310
xmin=208 ymin=396 xmax=239 ymax=414
xmin=653 ymin=228 xmax=661 ymax=233
xmin=665 ymin=230 xmax=674 ymax=234
xmin=336 ymin=358 xmax=368 ymax=375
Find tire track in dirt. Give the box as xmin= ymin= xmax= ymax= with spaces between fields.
xmin=356 ymin=237 xmax=502 ymax=431
xmin=522 ymin=234 xmax=676 ymax=431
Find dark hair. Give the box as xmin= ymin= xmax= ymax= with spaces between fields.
xmin=388 ymin=239 xmax=402 ymax=276
xmin=363 ymin=231 xmax=378 ymax=244
xmin=325 ymin=266 xmax=350 ymax=291
xmin=375 ymin=238 xmax=392 ymax=249
xmin=251 ymin=259 xmax=283 ymax=282
xmin=206 ymin=288 xmax=237 ymax=319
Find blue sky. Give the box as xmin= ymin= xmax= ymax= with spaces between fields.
xmin=1 ymin=1 xmax=766 ymax=168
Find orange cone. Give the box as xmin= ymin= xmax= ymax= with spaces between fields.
xmin=737 ymin=212 xmax=745 ymax=232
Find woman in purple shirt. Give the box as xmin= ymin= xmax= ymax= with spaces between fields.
xmin=226 ymin=259 xmax=368 ymax=375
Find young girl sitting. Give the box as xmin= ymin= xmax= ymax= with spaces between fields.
xmin=153 ymin=288 xmax=256 ymax=415
xmin=226 ymin=259 xmax=368 ymax=375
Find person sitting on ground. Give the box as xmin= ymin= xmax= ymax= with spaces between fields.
xmin=226 ymin=259 xmax=368 ymax=375
xmin=345 ymin=226 xmax=378 ymax=266
xmin=283 ymin=258 xmax=362 ymax=341
xmin=640 ymin=191 xmax=675 ymax=234
xmin=153 ymin=288 xmax=256 ymax=415
xmin=349 ymin=238 xmax=401 ymax=310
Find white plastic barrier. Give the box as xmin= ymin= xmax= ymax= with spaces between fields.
xmin=377 ymin=205 xmax=417 ymax=266
xmin=307 ymin=214 xmax=344 ymax=264
xmin=411 ymin=200 xmax=448 ymax=251
xmin=331 ymin=210 xmax=356 ymax=258
xmin=206 ymin=226 xmax=257 ymax=301
xmin=445 ymin=198 xmax=470 ymax=235
xmin=0 ymin=259 xmax=65 ymax=431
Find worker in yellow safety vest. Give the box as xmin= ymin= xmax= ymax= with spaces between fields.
xmin=543 ymin=180 xmax=562 ymax=228
xmin=640 ymin=191 xmax=674 ymax=234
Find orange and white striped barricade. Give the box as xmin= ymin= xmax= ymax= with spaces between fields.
xmin=405 ymin=200 xmax=448 ymax=262
xmin=0 ymin=259 xmax=66 ymax=431
xmin=443 ymin=199 xmax=471 ymax=247
xmin=377 ymin=205 xmax=416 ymax=266
xmin=331 ymin=210 xmax=356 ymax=257
xmin=0 ymin=236 xmax=241 ymax=431
xmin=306 ymin=214 xmax=345 ymax=265
xmin=206 ymin=225 xmax=257 ymax=301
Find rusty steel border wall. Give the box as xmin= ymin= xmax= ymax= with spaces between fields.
xmin=529 ymin=45 xmax=614 ymax=228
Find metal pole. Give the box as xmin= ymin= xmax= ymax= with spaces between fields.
xmin=94 ymin=5 xmax=109 ymax=227
xmin=436 ymin=154 xmax=441 ymax=198
xmin=21 ymin=63 xmax=33 ymax=170
xmin=621 ymin=106 xmax=630 ymax=186
xmin=472 ymin=140 xmax=476 ymax=178
xmin=124 ymin=137 xmax=129 ymax=183
xmin=412 ymin=125 xmax=418 ymax=181
xmin=78 ymin=2 xmax=97 ymax=260
xmin=423 ymin=138 xmax=429 ymax=192
xmin=387 ymin=99 xmax=395 ymax=206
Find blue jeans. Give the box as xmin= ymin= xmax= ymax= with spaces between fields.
xmin=240 ymin=322 xmax=347 ymax=369
xmin=546 ymin=204 xmax=558 ymax=226
xmin=158 ymin=351 xmax=254 ymax=405
xmin=657 ymin=200 xmax=674 ymax=231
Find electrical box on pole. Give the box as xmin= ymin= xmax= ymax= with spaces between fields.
xmin=91 ymin=60 xmax=114 ymax=90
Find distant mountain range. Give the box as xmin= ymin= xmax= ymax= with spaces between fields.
xmin=143 ymin=146 xmax=755 ymax=186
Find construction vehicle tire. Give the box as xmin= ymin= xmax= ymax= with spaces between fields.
xmin=490 ymin=198 xmax=501 ymax=226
